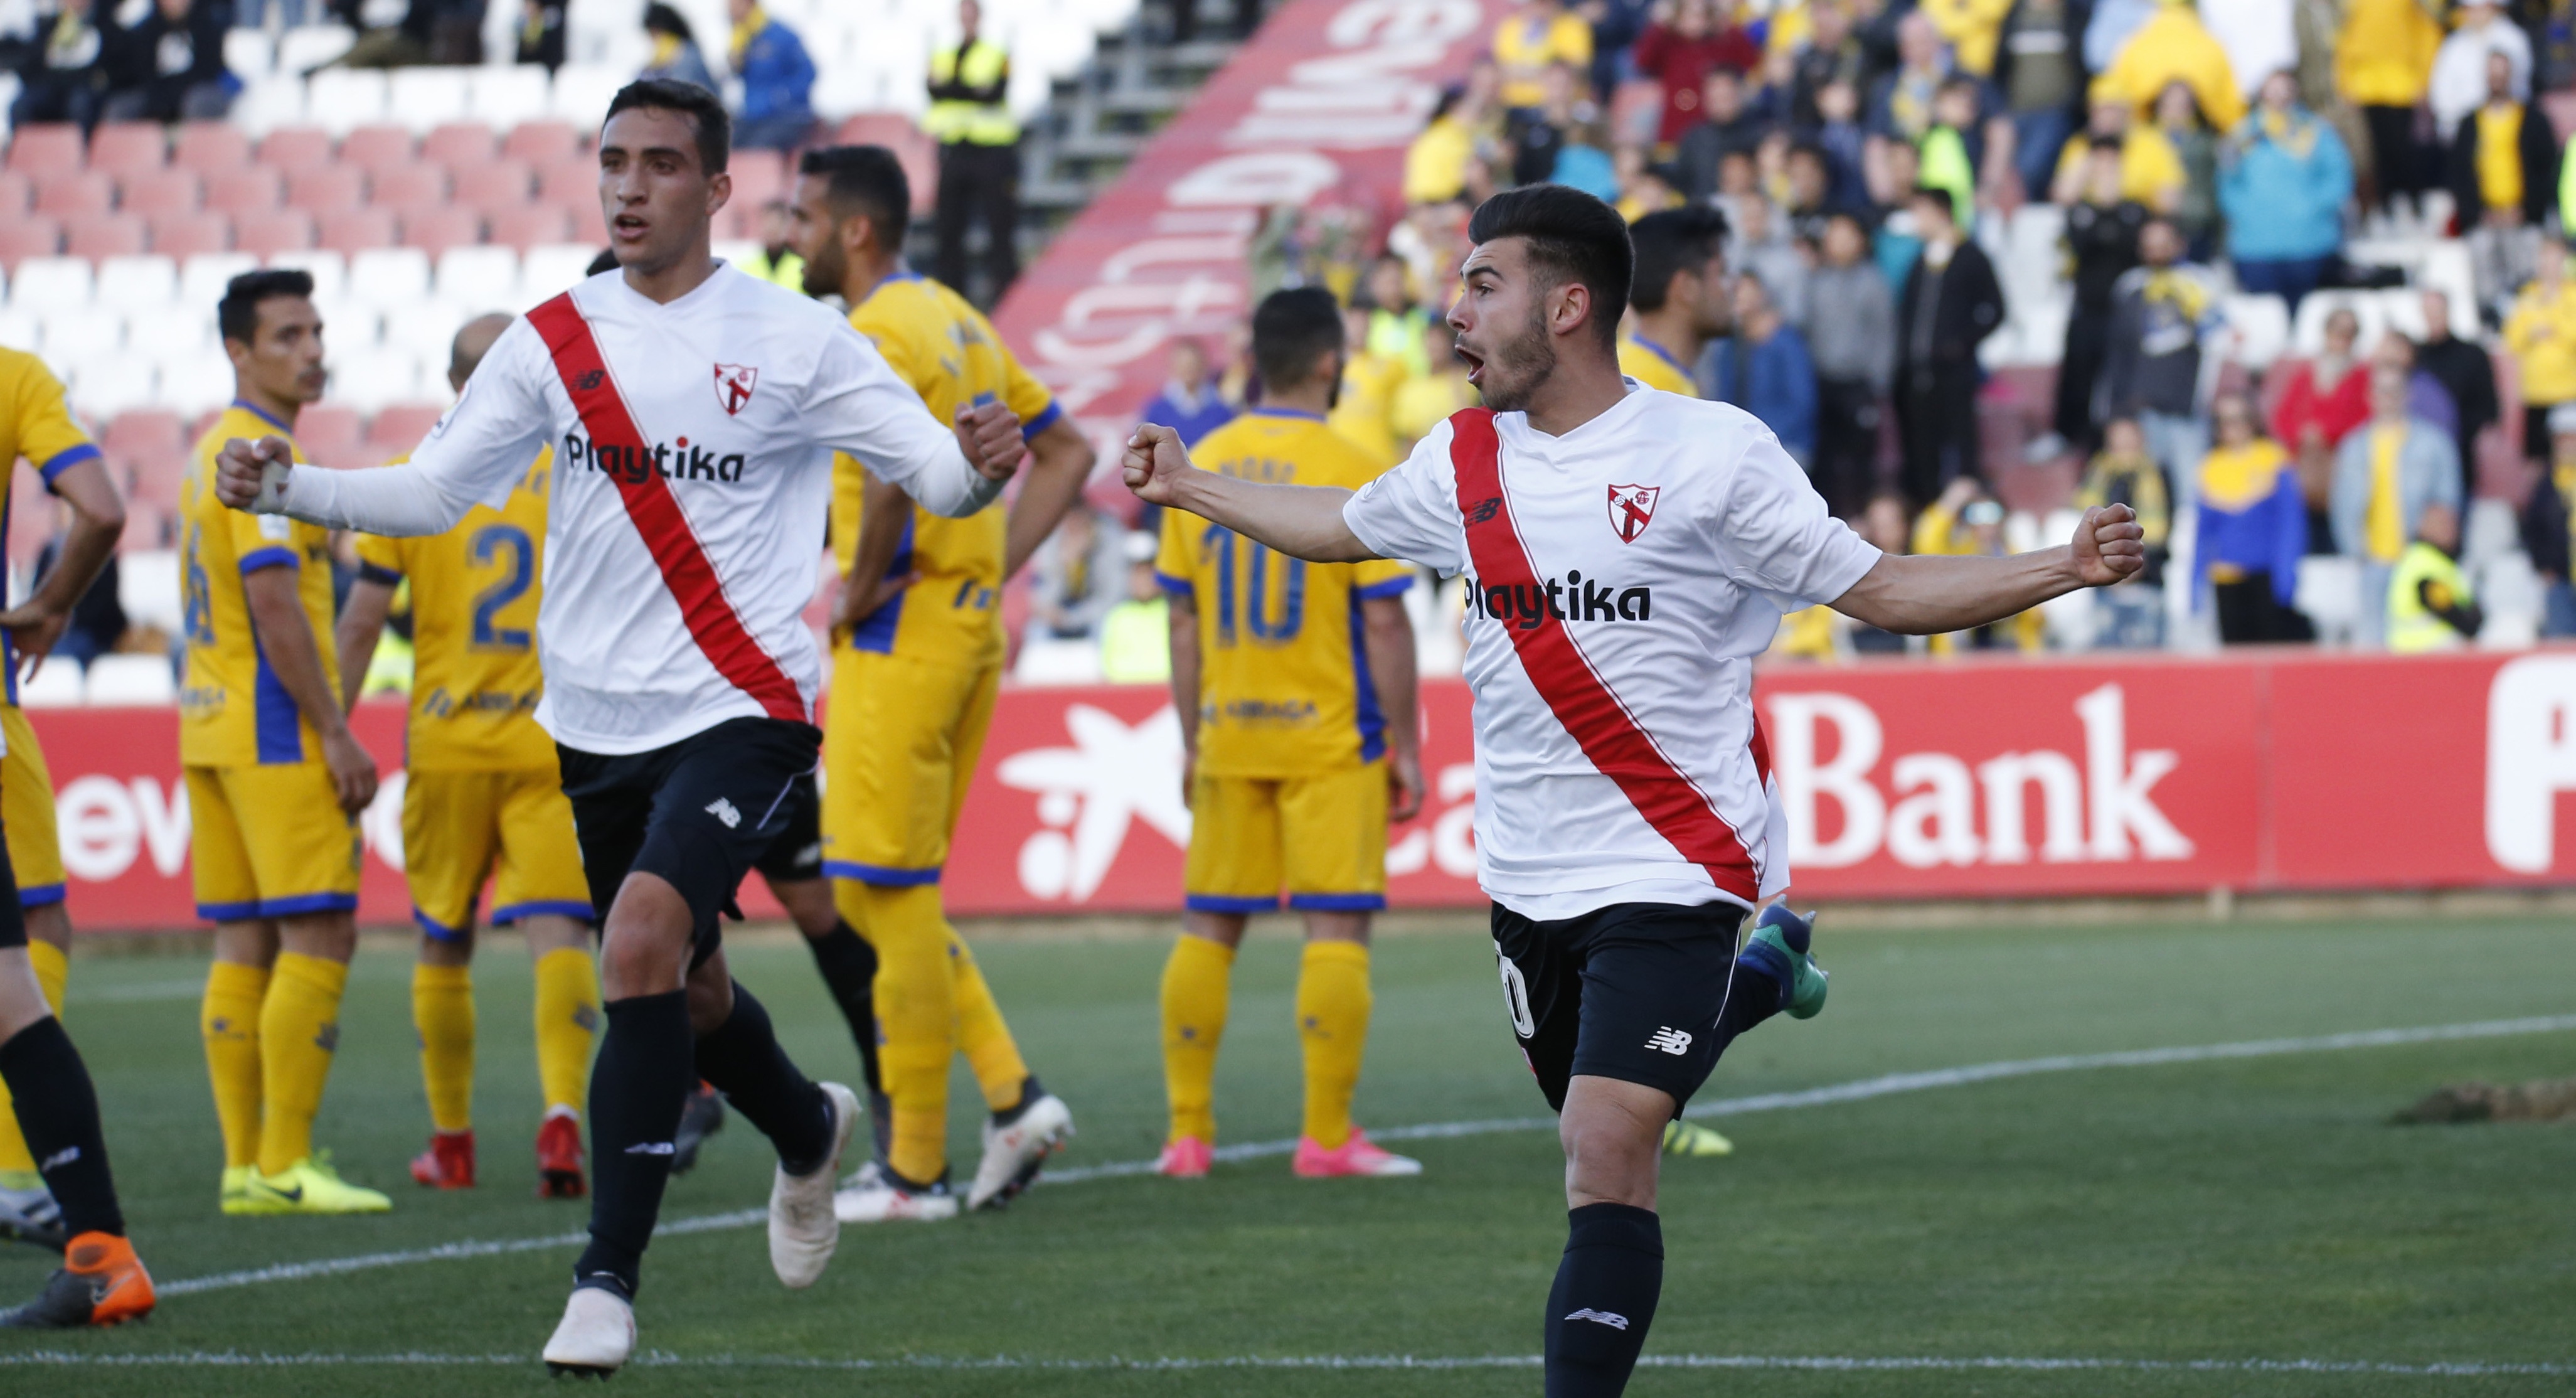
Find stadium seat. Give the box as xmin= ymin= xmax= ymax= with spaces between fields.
xmin=149 ymin=212 xmax=232 ymax=260
xmin=339 ymin=124 xmax=416 ymax=173
xmin=291 ymin=402 xmax=365 ymax=464
xmin=117 ymin=550 xmax=183 ymax=635
xmin=468 ymin=68 xmax=551 ymax=132
xmin=68 ymin=356 xmax=161 ymax=419
xmin=223 ymin=28 xmax=275 ymax=82
xmin=14 ymin=659 xmax=78 ymax=708
xmin=402 ymin=207 xmax=484 ymax=259
xmin=6 ymin=257 xmax=89 ymax=312
xmin=549 ymin=65 xmax=628 ymax=127
xmin=519 ymin=242 xmax=600 ymax=302
xmin=452 ymin=159 xmax=536 ymax=213
xmin=836 ymin=115 xmax=939 ymax=211
xmin=127 ymin=304 xmax=211 ymax=365
xmin=0 ymin=309 xmax=36 ymax=353
xmin=320 ymin=207 xmax=398 ymax=254
xmin=173 ymin=121 xmax=253 ymax=172
xmin=178 ymin=251 xmax=259 ymax=307
xmin=422 ymin=121 xmax=499 ymax=169
xmin=255 ymin=126 xmax=334 ymax=172
xmin=287 ymin=164 xmax=366 ymax=215
xmin=731 ymin=150 xmax=786 ymax=209
xmin=104 ymin=408 xmax=186 ymax=467
xmin=95 ymin=255 xmax=179 ymax=311
xmin=119 ymin=168 xmax=203 ymax=218
xmin=305 ymin=68 xmax=391 ymax=134
xmin=535 ymin=159 xmax=598 ymax=208
xmin=2292 ymin=289 xmax=2388 ymax=358
xmin=43 ymin=309 xmax=122 ymax=363
xmin=231 ymin=76 xmax=307 ymax=136
xmin=67 ymin=215 xmax=148 ymax=260
xmin=233 ymin=209 xmax=319 ymax=257
xmin=0 ymin=218 xmax=62 ymax=270
xmin=275 ymin=23 xmax=358 ymax=73
xmin=489 ymin=204 xmax=576 ymax=250
xmin=388 ymin=68 xmax=472 ymax=132
xmin=349 ymin=247 xmax=432 ymax=306
xmin=87 ymin=124 xmax=166 ymax=176
xmin=0 ymin=172 xmax=28 ymax=215
xmin=435 ymin=244 xmax=519 ymax=307
xmin=381 ymin=296 xmax=464 ymax=363
xmin=268 ymin=248 xmax=347 ymax=299
xmin=366 ymin=402 xmax=448 ymax=461
xmin=33 ymin=172 xmax=114 ymax=219
xmin=501 ymin=120 xmax=581 ymax=167
xmin=325 ymin=345 xmax=423 ymax=412
xmin=157 ymin=351 xmax=235 ymax=415
xmin=4 ymin=125 xmax=83 ymax=176
xmin=368 ymin=163 xmax=449 ymax=212
xmin=202 ymin=166 xmax=285 ymax=215
xmin=85 ymin=654 xmax=178 ymax=706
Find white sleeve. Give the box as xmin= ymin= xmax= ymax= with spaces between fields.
xmin=1341 ymin=422 xmax=1467 ymax=576
xmin=274 ymin=318 xmax=552 ymax=535
xmin=1711 ymin=427 xmax=1881 ymax=609
xmin=806 ymin=321 xmax=1004 ymax=519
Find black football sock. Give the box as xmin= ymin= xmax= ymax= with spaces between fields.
xmin=0 ymin=1018 xmax=123 ymax=1239
xmin=992 ymin=1074 xmax=1045 ymax=1124
xmin=801 ymin=921 xmax=883 ymax=1096
xmin=1713 ymin=956 xmax=1784 ymax=1051
xmin=574 ymin=990 xmax=693 ymax=1298
xmin=1543 ymin=1202 xmax=1663 ymax=1397
xmin=694 ymin=982 xmax=833 ymax=1177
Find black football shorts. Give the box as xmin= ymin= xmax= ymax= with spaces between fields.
xmin=1489 ymin=899 xmax=1750 ymax=1116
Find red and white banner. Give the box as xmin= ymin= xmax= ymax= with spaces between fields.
xmin=31 ymin=648 xmax=2576 ymax=930
xmin=989 ymin=0 xmax=1504 ymax=431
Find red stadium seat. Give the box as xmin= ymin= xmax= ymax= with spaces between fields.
xmin=365 ymin=403 xmax=446 ymax=461
xmin=421 ymin=122 xmax=497 ymax=168
xmin=0 ymin=172 xmax=28 ymax=216
xmin=0 ymin=217 xmax=63 ymax=268
xmin=501 ymin=120 xmax=580 ymax=167
xmin=104 ymin=410 xmax=187 ymax=502
xmin=834 ymin=116 xmax=938 ymax=211
xmin=173 ymin=121 xmax=252 ymax=172
xmin=4 ymin=125 xmax=84 ymax=176
xmin=487 ymin=203 xmax=575 ymax=249
xmin=255 ymin=126 xmax=333 ymax=171
xmin=119 ymin=168 xmax=203 ymax=217
xmin=367 ymin=163 xmax=448 ymax=212
xmin=32 ymin=171 xmax=114 ymax=218
xmin=66 ymin=214 xmax=147 ymax=259
xmin=450 ymin=159 xmax=533 ymax=212
xmin=319 ymin=207 xmax=398 ymax=253
xmin=203 ymin=165 xmax=285 ymax=215
xmin=535 ymin=158 xmax=596 ymax=207
xmin=232 ymin=208 xmax=317 ymax=257
xmin=293 ymin=404 xmax=365 ymax=467
xmin=86 ymin=123 xmax=166 ymax=176
xmin=149 ymin=212 xmax=232 ymax=259
xmin=338 ymin=124 xmax=415 ymax=173
xmin=729 ymin=149 xmax=785 ymax=209
xmin=399 ymin=206 xmax=483 ymax=258
xmin=286 ymin=165 xmax=366 ymax=214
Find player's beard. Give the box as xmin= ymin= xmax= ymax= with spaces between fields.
xmin=799 ymin=240 xmax=844 ymax=299
xmin=1474 ymin=304 xmax=1557 ymax=414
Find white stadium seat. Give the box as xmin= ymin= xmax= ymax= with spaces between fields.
xmin=179 ymin=253 xmax=261 ymax=314
xmin=85 ymin=654 xmax=178 ymax=706
xmin=549 ymin=66 xmax=629 ymax=127
xmin=435 ymin=245 xmax=521 ymax=311
xmin=314 ymin=296 xmax=382 ymax=351
xmin=327 ymin=344 xmax=425 ymax=410
xmin=224 ymin=29 xmax=276 ymax=83
xmin=305 ymin=68 xmax=390 ymax=135
xmin=275 ymin=24 xmax=359 ymax=74
xmin=518 ymin=243 xmax=601 ymax=305
xmin=9 ymin=259 xmax=95 ymax=315
xmin=381 ymin=298 xmax=467 ymax=363
xmin=15 ymin=660 xmax=80 ymax=709
xmin=469 ymin=68 xmax=553 ymax=131
xmin=2222 ymin=293 xmax=2291 ymax=370
xmin=232 ymin=76 xmax=306 ymax=135
xmin=0 ymin=308 xmax=38 ymax=354
xmin=120 ymin=551 xmax=184 ymax=636
xmin=68 ymin=358 xmax=161 ymax=419
xmin=267 ymin=250 xmax=349 ymax=304
xmin=159 ymin=351 xmax=236 ymax=417
xmin=94 ymin=255 xmax=180 ymax=313
xmin=41 ymin=309 xmax=121 ymax=364
xmin=348 ymin=247 xmax=434 ymax=309
xmin=387 ymin=68 xmax=472 ymax=133
xmin=2291 ymin=289 xmax=2387 ymax=359
xmin=129 ymin=309 xmax=211 ymax=366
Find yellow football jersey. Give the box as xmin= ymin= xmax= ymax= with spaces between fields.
xmin=0 ymin=348 xmax=100 ymax=708
xmin=180 ymin=402 xmax=342 ymax=767
xmin=1154 ymin=410 xmax=1413 ymax=778
xmin=835 ymin=271 xmax=1059 ymax=664
xmin=1618 ymin=335 xmax=1698 ymax=396
xmin=354 ymin=449 xmax=554 ymax=771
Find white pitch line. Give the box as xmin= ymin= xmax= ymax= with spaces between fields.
xmin=4 ymin=1350 xmax=2571 ymax=1377
xmin=155 ymin=1013 xmax=2576 ymax=1295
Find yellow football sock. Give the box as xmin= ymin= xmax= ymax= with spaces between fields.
xmin=1159 ymin=934 xmax=1234 ymax=1145
xmin=1296 ymin=941 xmax=1371 ymax=1150
xmin=257 ymin=952 xmax=348 ymax=1177
xmin=945 ymin=928 xmax=1030 ymax=1113
xmin=201 ymin=961 xmax=270 ymax=1171
xmin=412 ymin=963 xmax=475 ymax=1134
xmin=531 ymin=947 xmax=600 ymax=1117
xmin=853 ymin=882 xmax=952 ymax=1185
xmin=0 ymin=941 xmax=70 ymax=1175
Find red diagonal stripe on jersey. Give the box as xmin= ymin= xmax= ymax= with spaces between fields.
xmin=526 ymin=294 xmax=806 ymax=723
xmin=1447 ymin=408 xmax=1758 ymax=902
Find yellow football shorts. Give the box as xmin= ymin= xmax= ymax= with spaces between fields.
xmin=1 ymin=706 xmax=64 ymax=908
xmin=822 ymin=649 xmax=1002 ymax=885
xmin=1183 ymin=760 xmax=1390 ymax=914
xmin=185 ymin=763 xmax=362 ymax=920
xmin=402 ymin=767 xmax=593 ymax=939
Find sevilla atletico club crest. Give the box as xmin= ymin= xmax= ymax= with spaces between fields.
xmin=1607 ymin=484 xmax=1660 ymax=543
xmin=714 ymin=363 xmax=759 ymax=415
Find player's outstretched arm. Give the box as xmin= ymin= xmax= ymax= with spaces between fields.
xmin=1829 ymin=504 xmax=2144 ymax=635
xmin=1122 ymin=424 xmax=1378 ymax=564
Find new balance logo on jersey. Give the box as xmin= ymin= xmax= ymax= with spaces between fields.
xmin=1564 ymin=1309 xmax=1630 ymax=1330
xmin=705 ymin=798 xmax=742 ymax=828
xmin=1464 ymin=570 xmax=1654 ymax=628
xmin=562 ymin=431 xmax=748 ymax=484
xmin=1645 ymin=1027 xmax=1693 ymax=1055
xmin=573 ymin=368 xmax=605 ymax=392
xmin=624 ymin=1141 xmax=676 ymax=1156
xmin=1466 ymin=495 xmax=1504 ymax=525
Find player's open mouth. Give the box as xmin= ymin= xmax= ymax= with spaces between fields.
xmin=1457 ymin=347 xmax=1486 ymax=386
xmin=612 ymin=214 xmax=649 ymax=238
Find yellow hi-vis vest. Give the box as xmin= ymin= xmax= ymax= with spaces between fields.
xmin=925 ymin=39 xmax=1018 ymax=145
xmin=2387 ymin=541 xmax=2474 ymax=654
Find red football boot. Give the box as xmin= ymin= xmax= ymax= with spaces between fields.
xmin=408 ymin=1129 xmax=476 ymax=1189
xmin=536 ymin=1111 xmax=586 ymax=1199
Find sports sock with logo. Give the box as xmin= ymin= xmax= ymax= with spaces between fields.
xmin=693 ymin=981 xmax=832 ymax=1176
xmin=412 ymin=962 xmax=475 ymax=1134
xmin=853 ymin=882 xmax=953 ymax=1185
xmin=1543 ymin=1202 xmax=1663 ymax=1397
xmin=200 ymin=961 xmax=270 ymax=1170
xmin=1159 ymin=934 xmax=1233 ymax=1145
xmin=945 ymin=929 xmax=1031 ymax=1113
xmin=800 ymin=920 xmax=881 ymax=1094
xmin=256 ymin=951 xmax=349 ymax=1177
xmin=0 ymin=1017 xmax=122 ymax=1238
xmin=532 ymin=947 xmax=601 ymax=1116
xmin=1296 ymin=940 xmax=1371 ymax=1150
xmin=0 ymin=941 xmax=68 ymax=1178
xmin=577 ymin=990 xmax=693 ymax=1298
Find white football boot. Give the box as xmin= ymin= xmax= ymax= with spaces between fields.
xmin=541 ymin=1286 xmax=636 ymax=1378
xmin=834 ymin=1173 xmax=959 ymax=1222
xmin=967 ymin=1091 xmax=1074 ymax=1210
xmin=768 ymin=1082 xmax=859 ymax=1289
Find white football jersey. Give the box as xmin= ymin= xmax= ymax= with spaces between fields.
xmin=1344 ymin=387 xmax=1880 ymax=920
xmin=381 ymin=265 xmax=991 ymax=754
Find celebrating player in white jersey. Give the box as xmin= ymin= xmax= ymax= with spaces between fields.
xmin=1124 ymin=184 xmax=2144 ymax=1398
xmin=211 ymin=80 xmax=1027 ymax=1376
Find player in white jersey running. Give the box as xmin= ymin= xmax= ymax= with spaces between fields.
xmin=211 ymin=81 xmax=1028 ymax=1375
xmin=1124 ymin=184 xmax=2145 ymax=1397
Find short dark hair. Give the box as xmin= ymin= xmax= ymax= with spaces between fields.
xmin=1466 ymin=184 xmax=1632 ymax=346
xmin=1910 ymin=183 xmax=1962 ymax=224
xmin=1626 ymin=205 xmax=1728 ymax=312
xmin=641 ymin=2 xmax=693 ymax=40
xmin=1250 ymin=287 xmax=1344 ymax=389
xmin=603 ymin=78 xmax=729 ymax=174
xmin=218 ymin=268 xmax=315 ymax=345
xmin=798 ymin=145 xmax=911 ymax=246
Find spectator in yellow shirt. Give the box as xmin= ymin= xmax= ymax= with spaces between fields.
xmin=1390 ymin=320 xmax=1476 ymax=451
xmin=1493 ymin=0 xmax=1592 ymax=111
xmin=2334 ymin=0 xmax=2442 ymax=219
xmin=2097 ymin=0 xmax=2243 ymax=133
xmin=1328 ymin=305 xmax=1407 ymax=467
xmin=2505 ymin=245 xmax=2576 ymax=465
xmin=2050 ymin=93 xmax=2185 ymax=211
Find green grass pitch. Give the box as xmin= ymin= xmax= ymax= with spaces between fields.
xmin=3 ymin=913 xmax=2573 ymax=1395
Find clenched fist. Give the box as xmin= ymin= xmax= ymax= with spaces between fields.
xmin=1122 ymin=424 xmax=1193 ymax=506
xmin=214 ymin=435 xmax=296 ymax=511
xmin=2072 ymin=503 xmax=2146 ymax=587
xmin=954 ymin=402 xmax=1026 ymax=483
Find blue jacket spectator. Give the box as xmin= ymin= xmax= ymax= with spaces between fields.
xmin=1713 ymin=279 xmax=1817 ymax=462
xmin=727 ymin=0 xmax=815 ymax=151
xmin=2193 ymin=397 xmax=2309 ymax=644
xmin=1139 ymin=340 xmax=1236 ymax=448
xmin=2216 ymin=73 xmax=2353 ymax=313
